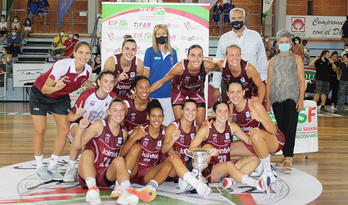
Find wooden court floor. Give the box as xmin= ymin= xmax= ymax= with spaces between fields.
xmin=1 ymin=102 xmax=348 ymax=204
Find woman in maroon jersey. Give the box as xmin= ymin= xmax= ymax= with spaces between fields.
xmin=30 ymin=41 xmax=94 ymax=183
xmin=104 ymin=34 xmax=144 ymax=100
xmin=189 ymin=101 xmax=271 ymax=194
xmin=227 ymin=78 xmax=285 ymax=182
xmin=72 ymin=97 xmax=154 ymax=205
xmin=122 ymin=75 xmax=151 ymax=132
xmin=150 ymin=44 xmax=220 ymax=129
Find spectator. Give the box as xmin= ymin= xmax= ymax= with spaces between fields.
xmin=214 ymin=8 xmax=268 ymax=100
xmin=7 ymin=28 xmax=22 ymax=59
xmin=36 ymin=0 xmax=50 ymax=33
xmin=74 ymin=33 xmax=79 ymax=41
xmin=302 ymin=39 xmax=310 ymax=62
xmin=50 ymin=29 xmax=67 ymax=61
xmin=291 ymin=36 xmax=304 ymax=60
xmin=263 ymin=35 xmax=272 ymax=60
xmin=341 ymin=44 xmax=348 ymax=58
xmin=341 ymin=15 xmax=348 ymax=44
xmin=337 ymin=53 xmax=348 ymax=112
xmin=91 ymin=53 xmax=101 ymax=74
xmin=27 ymin=0 xmax=38 ymax=31
xmin=330 ymin=51 xmax=340 ymax=111
xmin=222 ymin=0 xmax=234 ymax=33
xmin=21 ymin=18 xmax=32 ymax=42
xmin=272 ymin=40 xmax=280 ymax=55
xmin=211 ymin=0 xmax=223 ymax=36
xmin=0 ymin=47 xmax=12 ymax=72
xmin=11 ymin=16 xmax=22 ymax=37
xmin=309 ymin=50 xmax=337 ymax=112
xmin=0 ymin=15 xmax=9 ymax=45
xmin=63 ymin=31 xmax=78 ymax=57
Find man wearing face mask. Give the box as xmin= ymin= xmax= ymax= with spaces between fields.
xmin=213 ymin=8 xmax=268 ymax=101
xmin=50 ymin=29 xmax=67 ymax=61
xmin=63 ymin=31 xmax=78 ymax=57
xmin=7 ymin=28 xmax=22 ymax=60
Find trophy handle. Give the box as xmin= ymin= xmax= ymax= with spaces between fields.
xmin=183 ymin=149 xmax=193 ymax=158
xmin=207 ymin=148 xmax=216 ymax=158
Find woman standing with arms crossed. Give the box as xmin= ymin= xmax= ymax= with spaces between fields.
xmin=266 ymin=30 xmax=305 ymax=174
xmin=30 ymin=41 xmax=94 ymax=182
xmin=143 ymin=24 xmax=178 ymax=126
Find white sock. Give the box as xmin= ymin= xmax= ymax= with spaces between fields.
xmin=86 ymin=177 xmax=96 ymax=189
xmin=242 ymin=175 xmax=257 ymax=187
xmin=260 ymin=154 xmax=271 ymax=172
xmin=147 ymin=180 xmax=158 ymax=190
xmin=68 ymin=160 xmax=76 ymax=168
xmin=48 ymin=154 xmax=59 ymax=169
xmin=35 ymin=155 xmax=43 ymax=170
xmin=120 ymin=180 xmax=131 ymax=191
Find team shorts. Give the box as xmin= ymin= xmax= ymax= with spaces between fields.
xmin=130 ymin=165 xmax=153 ymax=185
xmin=224 ymin=14 xmax=230 ymax=23
xmin=53 ymin=48 xmax=63 ymax=55
xmin=171 ymin=87 xmax=205 ymax=105
xmin=243 ymin=128 xmax=285 ymax=155
xmin=316 ymin=80 xmax=330 ymax=94
xmin=30 ymin=85 xmax=71 ymax=115
xmin=77 ymin=167 xmax=115 ymax=188
xmin=212 ymin=15 xmax=220 ymax=22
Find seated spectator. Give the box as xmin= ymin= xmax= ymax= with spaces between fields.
xmin=63 ymin=31 xmax=78 ymax=57
xmin=302 ymin=39 xmax=310 ymax=62
xmin=272 ymin=40 xmax=280 ymax=55
xmin=50 ymin=29 xmax=67 ymax=61
xmin=263 ymin=36 xmax=272 ymax=60
xmin=7 ymin=28 xmax=22 ymax=59
xmin=11 ymin=16 xmax=22 ymax=37
xmin=291 ymin=36 xmax=304 ymax=60
xmin=0 ymin=47 xmax=12 ymax=72
xmin=341 ymin=44 xmax=348 ymax=58
xmin=0 ymin=15 xmax=9 ymax=45
xmin=92 ymin=53 xmax=101 ymax=74
xmin=21 ymin=18 xmax=32 ymax=42
xmin=211 ymin=0 xmax=223 ymax=36
xmin=74 ymin=33 xmax=79 ymax=41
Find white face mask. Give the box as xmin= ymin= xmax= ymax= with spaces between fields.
xmin=265 ymin=39 xmax=269 ymax=42
xmin=14 ymin=19 xmax=18 ymax=23
xmin=60 ymin=32 xmax=64 ymax=36
xmin=345 ymin=48 xmax=348 ymax=52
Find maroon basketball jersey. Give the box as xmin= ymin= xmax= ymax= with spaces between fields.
xmin=112 ymin=53 xmax=137 ymax=98
xmin=232 ymin=99 xmax=263 ymax=133
xmin=222 ymin=59 xmax=258 ymax=99
xmin=171 ymin=119 xmax=196 ymax=163
xmin=137 ymin=127 xmax=165 ymax=167
xmin=171 ymin=59 xmax=202 ymax=92
xmin=84 ymin=120 xmax=124 ymax=170
xmin=203 ymin=121 xmax=231 ymax=165
xmin=123 ymin=98 xmax=149 ymax=131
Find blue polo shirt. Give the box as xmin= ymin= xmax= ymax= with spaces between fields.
xmin=7 ymin=36 xmax=22 ymax=45
xmin=144 ymin=47 xmax=178 ymax=98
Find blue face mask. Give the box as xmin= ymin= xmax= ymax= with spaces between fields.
xmin=12 ymin=32 xmax=16 ymax=36
xmin=279 ymin=44 xmax=291 ymax=53
xmin=69 ymin=34 xmax=73 ymax=38
xmin=295 ymin=40 xmax=299 ymax=44
xmin=96 ymin=57 xmax=101 ymax=61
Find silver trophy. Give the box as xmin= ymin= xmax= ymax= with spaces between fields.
xmin=184 ymin=148 xmax=215 ymax=183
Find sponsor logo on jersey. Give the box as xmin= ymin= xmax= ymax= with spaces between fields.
xmin=157 ymin=141 xmax=162 ymax=147
xmin=225 ymin=133 xmax=230 ymax=139
xmin=213 ymin=136 xmax=217 ymax=143
xmin=141 ymin=151 xmax=159 ymax=159
xmin=154 ymin=57 xmax=161 ymax=60
xmin=246 ymin=111 xmax=250 ymax=118
xmin=116 ymin=84 xmax=131 ymax=90
xmin=240 ymin=77 xmax=245 ymax=83
xmin=131 ymin=116 xmax=136 ymax=122
xmin=170 ymin=56 xmax=174 ymax=65
xmin=190 ymin=133 xmax=195 ymax=140
xmin=118 ymin=137 xmax=122 ymax=144
xmin=90 ymin=101 xmax=95 ymax=106
xmin=218 ymin=147 xmax=231 ymax=154
xmin=130 ymin=72 xmax=135 ymax=78
xmin=180 ymin=137 xmax=184 ymax=144
xmin=143 ymin=141 xmax=148 ymax=147
xmin=102 ymin=147 xmax=118 ymax=157
xmin=105 ymin=135 xmax=110 ymax=143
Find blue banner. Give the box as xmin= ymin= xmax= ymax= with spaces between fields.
xmin=58 ymin=0 xmax=76 ymax=30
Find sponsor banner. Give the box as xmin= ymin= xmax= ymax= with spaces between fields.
xmin=101 ymin=3 xmax=209 ymax=68
xmin=268 ymin=100 xmax=318 ymax=154
xmin=58 ymin=0 xmax=76 ymax=30
xmin=262 ymin=0 xmax=274 ymax=24
xmin=286 ymin=15 xmax=345 ymax=38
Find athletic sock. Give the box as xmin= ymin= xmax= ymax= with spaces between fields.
xmin=260 ymin=154 xmax=271 ymax=172
xmin=48 ymin=154 xmax=59 ymax=169
xmin=35 ymin=155 xmax=43 ymax=170
xmin=120 ymin=180 xmax=131 ymax=191
xmin=86 ymin=177 xmax=97 ymax=189
xmin=68 ymin=160 xmax=76 ymax=168
xmin=147 ymin=180 xmax=158 ymax=190
xmin=242 ymin=175 xmax=257 ymax=187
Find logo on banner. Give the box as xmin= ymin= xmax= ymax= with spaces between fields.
xmin=133 ymin=32 xmax=152 ymax=42
xmin=139 ymin=7 xmax=165 ymax=20
xmin=108 ymin=20 xmax=128 ymax=30
xmin=134 ymin=22 xmax=152 ymax=29
xmin=184 ymin=21 xmax=203 ymax=30
xmin=291 ymin=17 xmax=305 ymax=32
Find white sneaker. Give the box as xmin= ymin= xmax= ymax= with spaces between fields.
xmin=250 ymin=162 xmax=263 ymax=177
xmin=194 ymin=181 xmax=212 ymax=196
xmin=117 ymin=189 xmax=139 ymax=205
xmin=331 ymin=105 xmax=336 ymax=110
xmin=63 ymin=164 xmax=76 ymax=183
xmin=178 ymin=178 xmax=191 ymax=191
xmin=220 ymin=177 xmax=236 ymax=189
xmin=47 ymin=165 xmax=63 ymax=181
xmin=264 ymin=170 xmax=277 ymax=184
xmin=256 ymin=172 xmax=271 ymax=194
xmin=86 ymin=185 xmax=101 ymax=205
xmin=133 ymin=186 xmax=156 ymax=202
xmin=110 ymin=184 xmax=122 ymax=198
xmin=37 ymin=166 xmax=52 ymax=182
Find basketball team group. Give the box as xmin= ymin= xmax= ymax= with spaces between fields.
xmin=29 ymin=8 xmax=305 ymax=205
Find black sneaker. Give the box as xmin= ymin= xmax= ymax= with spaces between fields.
xmin=320 ymin=106 xmax=328 ymax=112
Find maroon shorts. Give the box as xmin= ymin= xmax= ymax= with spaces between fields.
xmin=171 ymin=87 xmax=205 ymax=105
xmin=243 ymin=128 xmax=285 ymax=155
xmin=77 ymin=167 xmax=111 ymax=188
xmin=130 ymin=165 xmax=153 ymax=185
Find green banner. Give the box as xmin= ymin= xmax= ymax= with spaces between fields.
xmin=6 ymin=0 xmax=15 ymax=21
xmin=261 ymin=0 xmax=274 ymax=24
